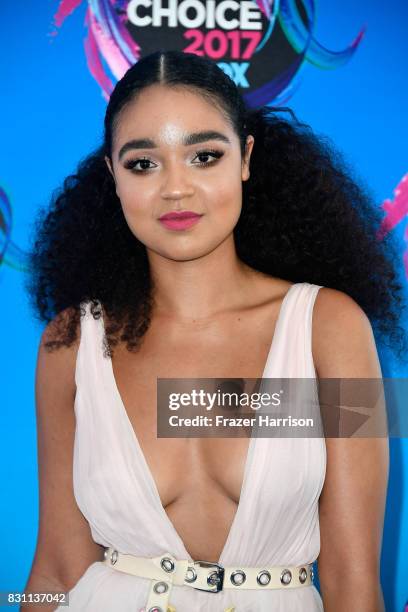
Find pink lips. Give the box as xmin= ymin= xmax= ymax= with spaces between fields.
xmin=158 ymin=211 xmax=203 ymax=231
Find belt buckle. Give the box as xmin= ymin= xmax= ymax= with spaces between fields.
xmin=192 ymin=560 xmax=225 ymax=593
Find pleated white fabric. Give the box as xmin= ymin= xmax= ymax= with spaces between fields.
xmin=56 ymin=282 xmax=326 ymax=611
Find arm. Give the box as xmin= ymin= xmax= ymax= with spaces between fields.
xmin=22 ymin=310 xmax=105 ymax=611
xmin=313 ymin=288 xmax=389 ymax=612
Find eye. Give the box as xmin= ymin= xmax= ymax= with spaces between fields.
xmin=193 ymin=149 xmax=224 ymax=167
xmin=123 ymin=156 xmax=157 ymax=172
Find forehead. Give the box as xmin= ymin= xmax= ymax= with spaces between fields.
xmin=113 ymin=84 xmax=234 ymax=148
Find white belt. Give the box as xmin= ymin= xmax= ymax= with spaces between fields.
xmin=103 ymin=546 xmax=315 ymax=612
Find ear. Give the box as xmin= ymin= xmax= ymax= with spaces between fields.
xmin=105 ymin=155 xmax=115 ymax=181
xmin=241 ymin=135 xmax=254 ymax=182
xmin=105 ymin=155 xmax=119 ymax=196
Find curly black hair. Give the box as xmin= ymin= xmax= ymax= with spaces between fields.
xmin=25 ymin=49 xmax=408 ymax=364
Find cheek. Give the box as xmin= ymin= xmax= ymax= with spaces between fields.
xmin=117 ymin=182 xmax=156 ymax=235
xmin=117 ymin=178 xmax=153 ymax=212
xmin=114 ymin=184 xmax=155 ymax=246
xmin=203 ymin=172 xmax=243 ymax=221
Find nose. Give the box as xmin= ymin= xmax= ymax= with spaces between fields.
xmin=160 ymin=161 xmax=195 ymax=201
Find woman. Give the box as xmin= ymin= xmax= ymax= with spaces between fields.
xmin=23 ymin=49 xmax=403 ymax=611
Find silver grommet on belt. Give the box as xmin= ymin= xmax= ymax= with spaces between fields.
xmin=299 ymin=567 xmax=308 ymax=584
xmin=153 ymin=581 xmax=169 ymax=594
xmin=310 ymin=566 xmax=315 ymax=581
xmin=148 ymin=608 xmax=163 ymax=612
xmin=185 ymin=567 xmax=197 ymax=583
xmin=230 ymin=570 xmax=246 ymax=586
xmin=103 ymin=548 xmax=108 ymax=560
xmin=257 ymin=570 xmax=271 ymax=586
xmin=160 ymin=557 xmax=175 ymax=572
xmin=280 ymin=569 xmax=292 ymax=585
xmin=110 ymin=550 xmax=118 ymax=565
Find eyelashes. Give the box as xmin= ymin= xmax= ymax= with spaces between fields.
xmin=123 ymin=149 xmax=225 ymax=173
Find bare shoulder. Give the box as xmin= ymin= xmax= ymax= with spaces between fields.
xmin=312 ymin=286 xmax=381 ymax=377
xmin=36 ymin=306 xmax=81 ymax=403
xmin=36 ymin=304 xmax=84 ymax=403
xmin=312 ymin=286 xmax=371 ymax=337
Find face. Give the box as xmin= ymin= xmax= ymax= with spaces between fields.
xmin=105 ymin=84 xmax=254 ymax=262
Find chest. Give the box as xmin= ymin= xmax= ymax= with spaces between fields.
xmin=109 ymin=319 xmax=276 ymax=508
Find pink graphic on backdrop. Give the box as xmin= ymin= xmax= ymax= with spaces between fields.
xmin=53 ymin=0 xmax=83 ymax=28
xmin=377 ymin=173 xmax=408 ymax=278
xmin=51 ymin=0 xmax=141 ymax=101
xmin=84 ymin=9 xmax=115 ymax=96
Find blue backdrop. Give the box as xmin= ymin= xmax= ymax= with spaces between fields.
xmin=1 ymin=1 xmax=407 ymax=610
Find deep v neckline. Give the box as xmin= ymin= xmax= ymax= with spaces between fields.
xmin=97 ymin=282 xmax=299 ymax=565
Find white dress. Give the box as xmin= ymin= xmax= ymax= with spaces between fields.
xmin=56 ymin=282 xmax=327 ymax=611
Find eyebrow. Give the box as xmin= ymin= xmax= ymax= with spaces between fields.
xmin=118 ymin=130 xmax=231 ymax=160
